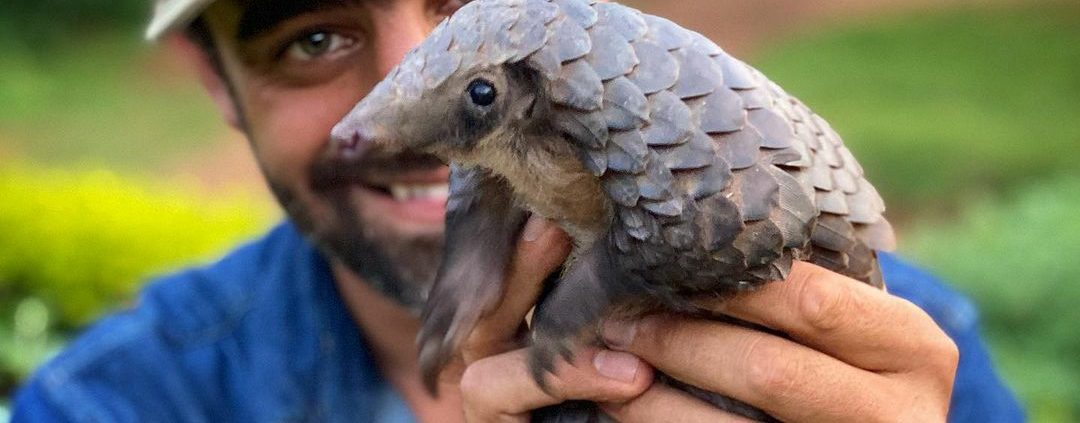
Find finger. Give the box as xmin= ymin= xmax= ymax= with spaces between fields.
xmin=601 ymin=384 xmax=756 ymax=423
xmin=700 ymin=261 xmax=952 ymax=372
xmin=460 ymin=347 xmax=653 ymax=422
xmin=465 ymin=217 xmax=571 ymax=362
xmin=604 ymin=315 xmax=898 ymax=422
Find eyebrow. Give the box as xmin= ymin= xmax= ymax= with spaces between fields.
xmin=236 ymin=0 xmax=364 ymax=41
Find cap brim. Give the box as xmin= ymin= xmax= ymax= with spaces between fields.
xmin=145 ymin=0 xmax=218 ymax=41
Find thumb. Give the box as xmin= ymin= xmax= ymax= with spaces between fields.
xmin=460 ymin=347 xmax=654 ymax=422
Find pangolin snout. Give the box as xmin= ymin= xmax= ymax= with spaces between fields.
xmin=331 ymin=98 xmax=395 ymax=161
xmin=331 ymin=77 xmax=407 ymax=161
xmin=329 ymin=124 xmax=374 ymax=161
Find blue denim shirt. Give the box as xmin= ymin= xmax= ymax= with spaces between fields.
xmin=12 ymin=222 xmax=1023 ymax=422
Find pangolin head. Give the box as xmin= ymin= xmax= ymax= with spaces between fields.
xmin=331 ymin=0 xmax=567 ymax=161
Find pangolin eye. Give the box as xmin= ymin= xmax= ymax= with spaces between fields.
xmin=467 ymin=79 xmax=497 ymax=107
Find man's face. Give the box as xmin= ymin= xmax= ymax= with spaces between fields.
xmin=197 ymin=0 xmax=468 ymax=308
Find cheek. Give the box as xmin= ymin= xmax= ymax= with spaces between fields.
xmin=241 ymin=70 xmax=373 ymax=188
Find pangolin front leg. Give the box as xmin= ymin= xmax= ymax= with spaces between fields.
xmin=418 ymin=165 xmax=529 ymax=392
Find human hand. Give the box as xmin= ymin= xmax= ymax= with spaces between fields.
xmin=598 ymin=261 xmax=960 ymax=422
xmin=444 ymin=216 xmax=655 ymax=422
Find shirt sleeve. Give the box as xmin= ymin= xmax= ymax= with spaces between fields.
xmin=7 ymin=224 xmax=404 ymax=423
xmin=10 ymin=377 xmax=74 ymax=423
xmin=6 ymin=303 xmax=197 ymax=423
xmin=879 ymin=253 xmax=1025 ymax=423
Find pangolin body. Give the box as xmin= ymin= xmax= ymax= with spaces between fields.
xmin=332 ymin=0 xmax=896 ymax=420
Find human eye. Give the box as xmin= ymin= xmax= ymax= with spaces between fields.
xmin=282 ymin=30 xmax=359 ymax=63
xmin=257 ymin=26 xmax=364 ymax=85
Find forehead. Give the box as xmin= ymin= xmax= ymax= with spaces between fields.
xmin=216 ymin=0 xmax=366 ymax=41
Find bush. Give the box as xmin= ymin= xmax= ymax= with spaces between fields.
xmin=905 ymin=174 xmax=1080 ymax=422
xmin=0 ymin=164 xmax=274 ymax=329
xmin=0 ymin=33 xmax=227 ymax=170
xmin=0 ymin=0 xmax=148 ymax=51
xmin=753 ymin=4 xmax=1080 ymax=219
xmin=0 ymin=298 xmax=66 ymax=400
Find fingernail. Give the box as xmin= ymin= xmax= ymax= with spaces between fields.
xmin=602 ymin=319 xmax=638 ymax=350
xmin=593 ymin=350 xmax=640 ymax=383
xmin=522 ymin=216 xmax=551 ymax=242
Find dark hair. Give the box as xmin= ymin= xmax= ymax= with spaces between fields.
xmin=185 ymin=16 xmax=226 ymax=77
xmin=182 ymin=16 xmax=249 ymax=129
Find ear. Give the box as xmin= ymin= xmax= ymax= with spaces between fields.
xmin=167 ymin=33 xmax=243 ymax=130
xmin=510 ymin=90 xmax=538 ymax=121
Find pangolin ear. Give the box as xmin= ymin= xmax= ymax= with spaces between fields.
xmin=417 ymin=165 xmax=529 ymax=394
xmin=510 ymin=90 xmax=538 ymax=121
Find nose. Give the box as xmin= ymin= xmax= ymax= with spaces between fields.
xmin=330 ymin=124 xmax=372 ymax=161
xmin=368 ymin=2 xmax=434 ymax=78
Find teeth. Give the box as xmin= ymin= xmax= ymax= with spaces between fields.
xmin=389 ymin=183 xmax=450 ymax=202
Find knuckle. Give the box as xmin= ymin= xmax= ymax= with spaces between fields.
xmin=896 ymin=297 xmax=935 ymax=327
xmin=851 ymin=384 xmax=916 ymax=423
xmin=632 ymin=315 xmax=674 ymax=355
xmin=797 ymin=272 xmax=850 ymax=332
xmin=926 ymin=331 xmax=960 ymax=380
xmin=931 ymin=330 xmax=960 ymax=364
xmin=789 ymin=261 xmax=833 ymax=287
xmin=458 ymin=362 xmax=489 ymax=403
xmin=895 ymin=299 xmax=960 ymax=378
xmin=538 ymin=368 xmax=572 ymax=400
xmin=856 ymin=407 xmax=891 ymax=423
xmin=942 ymin=338 xmax=960 ymax=370
xmin=744 ymin=337 xmax=800 ymax=400
xmin=866 ymin=404 xmax=908 ymax=423
xmin=893 ymin=384 xmax=952 ymax=423
xmin=544 ymin=378 xmax=571 ymax=400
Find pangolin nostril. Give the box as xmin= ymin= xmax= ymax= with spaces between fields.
xmin=330 ymin=129 xmax=371 ymax=160
xmin=344 ymin=132 xmax=361 ymax=150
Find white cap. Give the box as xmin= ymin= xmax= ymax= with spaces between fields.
xmin=145 ymin=0 xmax=218 ymax=40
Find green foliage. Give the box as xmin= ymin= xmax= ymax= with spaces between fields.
xmin=1 ymin=2 xmax=1075 ymax=418
xmin=752 ymin=4 xmax=1080 ymax=218
xmin=0 ymin=33 xmax=227 ymax=170
xmin=753 ymin=5 xmax=1080 ymax=419
xmin=0 ymin=299 xmax=66 ymax=399
xmin=905 ymin=174 xmax=1080 ymax=422
xmin=0 ymin=164 xmax=274 ymax=328
xmin=0 ymin=0 xmax=147 ymax=51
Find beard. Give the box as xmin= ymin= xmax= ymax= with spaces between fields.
xmin=317 ymin=200 xmax=444 ymax=313
xmin=268 ymin=146 xmax=448 ymax=314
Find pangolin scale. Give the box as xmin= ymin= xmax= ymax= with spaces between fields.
xmin=332 ymin=0 xmax=896 ymax=420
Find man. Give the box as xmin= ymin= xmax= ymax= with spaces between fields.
xmin=13 ymin=0 xmax=1023 ymax=421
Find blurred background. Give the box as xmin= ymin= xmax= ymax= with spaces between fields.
xmin=0 ymin=0 xmax=1077 ymax=420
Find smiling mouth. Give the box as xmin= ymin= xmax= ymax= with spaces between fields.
xmin=386 ymin=183 xmax=450 ymax=202
xmin=359 ymin=178 xmax=450 ymax=206
xmin=332 ymin=170 xmax=451 ymax=206
xmin=310 ymin=145 xmax=448 ymax=194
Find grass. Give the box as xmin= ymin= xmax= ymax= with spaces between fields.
xmin=751 ymin=3 xmax=1080 ymax=219
xmin=0 ymin=32 xmax=228 ymax=170
xmin=753 ymin=4 xmax=1080 ymax=420
xmin=905 ymin=174 xmax=1080 ymax=422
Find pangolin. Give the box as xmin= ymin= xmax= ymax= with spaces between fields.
xmin=331 ymin=0 xmax=896 ymax=420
